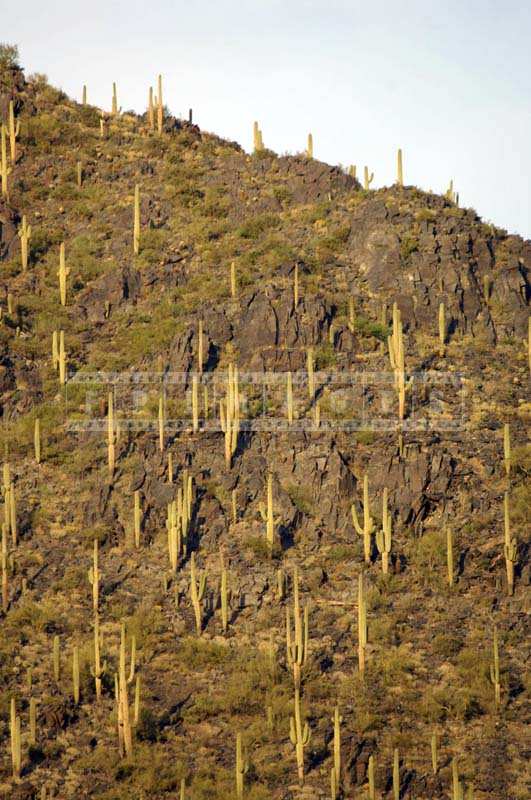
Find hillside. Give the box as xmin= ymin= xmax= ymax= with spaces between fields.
xmin=0 ymin=51 xmax=529 ymax=800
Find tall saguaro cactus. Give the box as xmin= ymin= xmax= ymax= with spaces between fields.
xmin=290 ymin=687 xmax=311 ymax=784
xmin=190 ymin=552 xmax=207 ymax=635
xmin=259 ymin=473 xmax=279 ymax=552
xmin=358 ymin=572 xmax=367 ymax=673
xmin=59 ymin=331 xmax=66 ymax=385
xmin=91 ymin=612 xmax=106 ymax=701
xmin=397 ymin=148 xmax=403 ymax=186
xmin=107 ymin=391 xmax=116 ymax=476
xmin=1 ymin=124 xmax=11 ymax=198
xmin=219 ymin=364 xmax=240 ymax=467
xmin=307 ymin=133 xmax=313 ymax=158
xmin=438 ymin=302 xmax=446 ymax=356
xmin=503 ymin=492 xmax=517 ymax=595
xmin=331 ymin=706 xmax=342 ymax=797
xmin=352 ymin=475 xmax=374 ymax=564
xmin=219 ymin=549 xmax=229 ymax=633
xmin=364 ymin=166 xmax=374 ymax=190
xmin=133 ymin=185 xmax=140 ymax=255
xmin=118 ymin=623 xmax=133 ymax=757
xmin=388 ymin=303 xmax=406 ymax=420
xmin=376 ymin=487 xmax=392 ymax=574
xmin=88 ymin=538 xmax=100 ymax=611
xmin=286 ymin=566 xmax=309 ymax=690
xmin=17 ymin=216 xmax=31 ymax=271
xmin=10 ymin=698 xmax=21 ymax=779
xmin=490 ymin=626 xmax=501 ymax=706
xmin=286 ymin=371 xmax=294 ymax=424
xmin=57 ymin=242 xmax=70 ymax=306
xmin=7 ymin=101 xmax=20 ymax=162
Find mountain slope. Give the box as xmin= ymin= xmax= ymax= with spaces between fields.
xmin=0 ymin=59 xmax=529 ymax=800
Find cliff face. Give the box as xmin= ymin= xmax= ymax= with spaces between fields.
xmin=0 ymin=61 xmax=529 ymax=800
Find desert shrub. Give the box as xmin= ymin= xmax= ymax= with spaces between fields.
xmin=237 ymin=213 xmax=280 ymax=239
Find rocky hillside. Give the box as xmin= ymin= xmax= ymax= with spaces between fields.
xmin=0 ymin=51 xmax=529 ymax=800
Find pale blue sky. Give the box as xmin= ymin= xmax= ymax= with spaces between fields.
xmin=4 ymin=0 xmax=531 ymax=237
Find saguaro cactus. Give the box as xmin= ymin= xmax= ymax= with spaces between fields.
xmin=91 ymin=613 xmax=106 ymax=701
xmin=219 ymin=364 xmax=240 ymax=467
xmin=34 ymin=418 xmax=41 ymax=464
xmin=293 ymin=262 xmax=299 ymax=307
xmin=133 ymin=491 xmax=142 ymax=548
xmin=364 ymin=166 xmax=374 ymax=190
xmin=1 ymin=123 xmax=12 ymax=198
xmin=307 ymin=347 xmax=315 ymax=400
xmin=503 ymin=492 xmax=517 ymax=595
xmin=351 ymin=475 xmax=374 ymax=563
xmin=490 ymin=626 xmax=501 ymax=706
xmin=72 ymin=645 xmax=80 ymax=704
xmin=56 ymin=330 xmax=66 ymax=381
xmin=235 ymin=732 xmax=248 ymax=799
xmin=397 ymin=148 xmax=403 ymax=186
xmin=446 ymin=527 xmax=454 ymax=587
xmin=88 ymin=538 xmax=99 ymax=611
xmin=331 ymin=706 xmax=342 ymax=796
xmin=286 ymin=566 xmax=309 ymax=689
xmin=388 ymin=303 xmax=406 ymax=420
xmin=107 ymin=391 xmax=115 ymax=476
xmin=190 ymin=553 xmax=207 ymax=635
xmin=7 ymin=101 xmax=20 ymax=162
xmin=307 ymin=133 xmax=313 ymax=158
xmin=57 ymin=242 xmax=70 ymax=306
xmin=375 ymin=487 xmax=392 ymax=574
xmin=112 ymin=82 xmax=118 ymax=115
xmin=393 ymin=748 xmax=400 ymax=800
xmin=82 ymin=84 xmax=87 ymax=105
xmin=193 ymin=323 xmax=203 ymax=378
xmin=220 ymin=550 xmax=229 ymax=633
xmin=158 ymin=391 xmax=166 ymax=450
xmin=438 ymin=302 xmax=446 ymax=356
xmin=358 ymin=572 xmax=367 ymax=673
xmin=10 ymin=698 xmax=21 ymax=779
xmin=1 ymin=527 xmax=8 ymax=613
xmin=76 ymin=161 xmax=83 ymax=188
xmin=118 ymin=623 xmax=133 ymax=757
xmin=190 ymin=375 xmax=199 ymax=434
xmin=259 ymin=473 xmax=280 ymax=552
xmin=17 ymin=216 xmax=31 ymax=271
xmin=290 ymin=687 xmax=311 ymax=784
xmin=134 ymin=675 xmax=141 ymax=726
xmin=253 ymin=121 xmax=264 ymax=152
xmin=368 ymin=754 xmax=376 ymax=800
xmin=148 ymin=86 xmax=154 ymax=130
xmin=133 ymin=185 xmax=140 ymax=255
xmin=286 ymin=371 xmax=294 ymax=425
